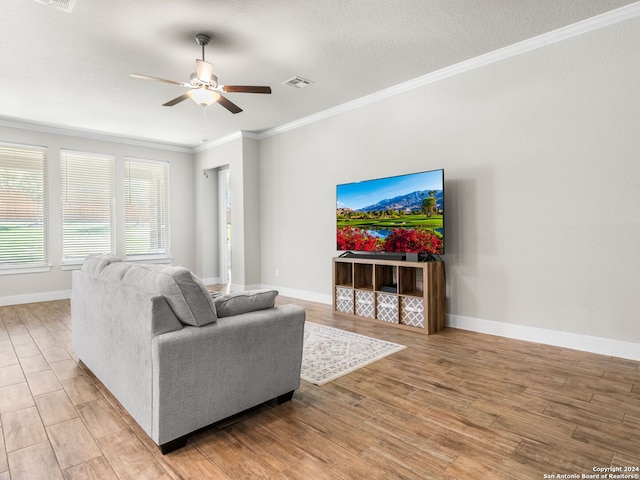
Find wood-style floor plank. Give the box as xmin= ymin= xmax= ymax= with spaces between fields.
xmin=62 ymin=455 xmax=118 ymax=480
xmin=35 ymin=390 xmax=79 ymax=427
xmin=14 ymin=341 xmax=40 ymax=358
xmin=0 ymin=383 xmax=34 ymax=415
xmin=2 ymin=406 xmax=48 ymax=453
xmin=195 ymin=429 xmax=285 ymax=479
xmin=47 ymin=417 xmax=103 ymax=470
xmin=26 ymin=369 xmax=63 ymax=397
xmin=61 ymin=375 xmax=100 ymax=406
xmin=97 ymin=429 xmax=166 ymax=480
xmin=18 ymin=354 xmax=50 ymax=375
xmin=7 ymin=441 xmax=63 ymax=480
xmin=572 ymin=424 xmax=640 ymax=458
xmin=76 ymin=398 xmax=128 ymax=440
xmin=0 ymin=296 xmax=638 ymax=479
xmin=0 ymin=426 xmax=8 ymax=473
xmin=0 ymin=341 xmax=12 ymax=354
xmin=358 ymin=438 xmax=453 ymax=480
xmin=0 ymin=350 xmax=18 ymax=369
xmin=160 ymin=444 xmax=228 ymax=480
xmin=514 ymin=437 xmax=614 ymax=473
xmin=0 ymin=364 xmax=24 ymax=388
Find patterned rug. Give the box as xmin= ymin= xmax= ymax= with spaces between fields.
xmin=301 ymin=322 xmax=406 ymax=385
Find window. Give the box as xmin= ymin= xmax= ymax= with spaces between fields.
xmin=125 ymin=158 xmax=169 ymax=258
xmin=60 ymin=150 xmax=114 ymax=263
xmin=0 ymin=143 xmax=47 ymax=269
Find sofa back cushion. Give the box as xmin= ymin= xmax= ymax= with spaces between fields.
xmin=102 ymin=262 xmax=133 ymax=282
xmin=122 ymin=265 xmax=217 ymax=327
xmin=81 ymin=254 xmax=122 ymax=275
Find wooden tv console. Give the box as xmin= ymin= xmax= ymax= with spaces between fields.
xmin=332 ymin=256 xmax=446 ymax=334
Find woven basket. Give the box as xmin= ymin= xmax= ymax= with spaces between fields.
xmin=376 ymin=293 xmax=399 ymax=323
xmin=335 ymin=287 xmax=354 ymax=314
xmin=400 ymin=296 xmax=424 ymax=328
xmin=355 ymin=290 xmax=375 ymax=318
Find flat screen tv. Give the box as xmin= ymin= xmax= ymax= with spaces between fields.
xmin=336 ymin=169 xmax=444 ymax=255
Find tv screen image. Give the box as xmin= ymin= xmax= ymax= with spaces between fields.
xmin=336 ymin=169 xmax=444 ymax=255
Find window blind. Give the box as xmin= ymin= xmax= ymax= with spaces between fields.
xmin=0 ymin=143 xmax=47 ymax=268
xmin=60 ymin=150 xmax=114 ymax=262
xmin=125 ymin=158 xmax=169 ymax=257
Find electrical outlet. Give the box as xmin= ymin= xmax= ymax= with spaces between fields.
xmin=275 ymin=268 xmax=280 ymax=277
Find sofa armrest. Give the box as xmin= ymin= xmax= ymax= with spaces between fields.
xmin=71 ymin=270 xmax=184 ymax=438
xmin=150 ymin=304 xmax=305 ymax=445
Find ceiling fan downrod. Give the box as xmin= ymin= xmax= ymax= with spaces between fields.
xmin=195 ymin=33 xmax=210 ymax=61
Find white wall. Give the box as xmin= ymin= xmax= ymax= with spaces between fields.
xmin=196 ymin=135 xmax=262 ymax=289
xmin=239 ymin=136 xmax=262 ymax=288
xmin=258 ymin=16 xmax=640 ymax=347
xmin=0 ymin=125 xmax=195 ymax=304
xmin=193 ymin=138 xmax=242 ymax=282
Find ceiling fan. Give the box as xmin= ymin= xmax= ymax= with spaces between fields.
xmin=130 ymin=33 xmax=271 ymax=114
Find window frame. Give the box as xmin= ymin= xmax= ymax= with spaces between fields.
xmin=124 ymin=157 xmax=171 ymax=261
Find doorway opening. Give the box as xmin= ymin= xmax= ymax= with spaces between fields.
xmin=218 ymin=168 xmax=231 ymax=287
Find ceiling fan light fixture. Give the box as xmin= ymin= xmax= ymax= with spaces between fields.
xmin=196 ymin=59 xmax=215 ymax=84
xmin=187 ymin=88 xmax=220 ymax=106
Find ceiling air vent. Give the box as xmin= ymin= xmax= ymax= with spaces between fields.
xmin=282 ymin=76 xmax=314 ymax=89
xmin=33 ymin=0 xmax=76 ymax=12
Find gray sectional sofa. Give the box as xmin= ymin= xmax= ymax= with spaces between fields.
xmin=71 ymin=255 xmax=306 ymax=453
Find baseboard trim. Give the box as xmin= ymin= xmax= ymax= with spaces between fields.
xmin=447 ymin=313 xmax=640 ymax=361
xmin=201 ymin=277 xmax=222 ymax=286
xmin=210 ymin=282 xmax=332 ymax=305
xmin=260 ymin=284 xmax=333 ymax=305
xmin=0 ymin=290 xmax=71 ymax=307
xmin=226 ymin=282 xmax=264 ymax=292
xmin=5 ymin=287 xmax=635 ymax=362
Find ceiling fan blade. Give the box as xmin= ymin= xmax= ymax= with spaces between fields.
xmin=130 ymin=73 xmax=189 ymax=87
xmin=163 ymin=93 xmax=190 ymax=107
xmin=222 ymin=85 xmax=272 ymax=94
xmin=216 ymin=94 xmax=243 ymax=114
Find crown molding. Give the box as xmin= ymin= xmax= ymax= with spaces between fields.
xmin=0 ymin=117 xmax=194 ymax=153
xmin=194 ymin=130 xmax=261 ymax=153
xmin=194 ymin=131 xmax=242 ymax=153
xmin=3 ymin=3 xmax=639 ymax=150
xmin=256 ymin=1 xmax=640 ymax=140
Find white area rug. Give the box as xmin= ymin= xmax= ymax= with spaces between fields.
xmin=301 ymin=322 xmax=406 ymax=386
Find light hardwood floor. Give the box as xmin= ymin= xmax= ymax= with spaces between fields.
xmin=0 ymin=296 xmax=639 ymax=479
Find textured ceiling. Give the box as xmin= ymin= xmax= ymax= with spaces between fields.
xmin=1 ymin=0 xmax=637 ymax=148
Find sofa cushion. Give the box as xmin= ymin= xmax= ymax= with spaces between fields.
xmin=102 ymin=262 xmax=133 ymax=281
xmin=82 ymin=254 xmax=121 ymax=274
xmin=122 ymin=265 xmax=217 ymax=327
xmin=213 ymin=290 xmax=278 ymax=318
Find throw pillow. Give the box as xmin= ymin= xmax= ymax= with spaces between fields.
xmin=213 ymin=290 xmax=278 ymax=318
xmin=122 ymin=265 xmax=217 ymax=327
